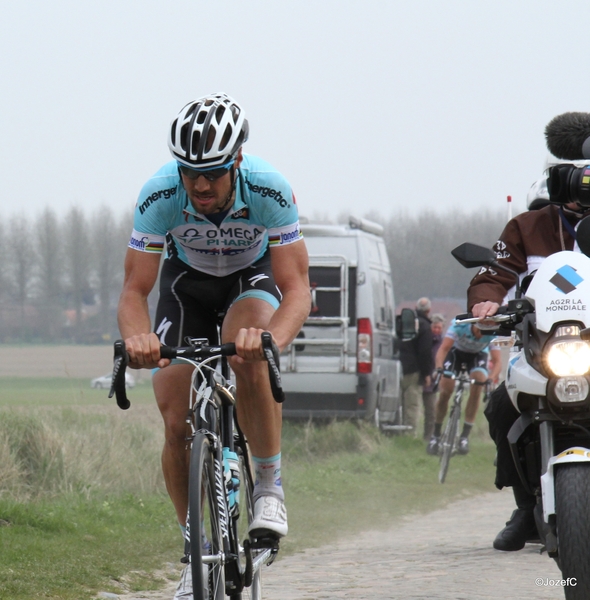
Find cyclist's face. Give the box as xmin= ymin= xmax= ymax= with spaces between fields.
xmin=181 ymin=151 xmax=242 ymax=215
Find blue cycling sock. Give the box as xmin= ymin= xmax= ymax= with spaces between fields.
xmin=252 ymin=453 xmax=284 ymax=501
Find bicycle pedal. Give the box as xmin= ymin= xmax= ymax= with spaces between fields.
xmin=249 ymin=533 xmax=280 ymax=551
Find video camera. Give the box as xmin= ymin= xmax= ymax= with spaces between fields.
xmin=545 ymin=112 xmax=590 ymax=207
xmin=548 ymin=163 xmax=590 ymax=207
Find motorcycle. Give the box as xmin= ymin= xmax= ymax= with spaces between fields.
xmin=452 ymin=219 xmax=590 ymax=600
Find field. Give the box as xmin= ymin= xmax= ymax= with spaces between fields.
xmin=0 ymin=346 xmax=497 ymax=599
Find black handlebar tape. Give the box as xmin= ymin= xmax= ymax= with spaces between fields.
xmin=219 ymin=343 xmax=237 ymax=356
xmin=159 ymin=346 xmax=177 ymax=360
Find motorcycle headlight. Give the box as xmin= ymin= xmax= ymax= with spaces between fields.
xmin=546 ymin=340 xmax=590 ymax=376
xmin=553 ymin=376 xmax=590 ymax=403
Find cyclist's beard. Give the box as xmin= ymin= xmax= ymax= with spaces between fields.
xmin=215 ymin=167 xmax=237 ymax=213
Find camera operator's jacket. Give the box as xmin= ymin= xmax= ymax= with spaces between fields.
xmin=467 ymin=205 xmax=581 ymax=310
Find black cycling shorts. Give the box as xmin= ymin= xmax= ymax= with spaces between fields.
xmin=442 ymin=346 xmax=489 ymax=376
xmin=153 ymin=251 xmax=281 ymax=347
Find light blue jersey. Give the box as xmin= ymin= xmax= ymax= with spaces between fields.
xmin=128 ymin=154 xmax=302 ymax=277
xmin=445 ymin=319 xmax=499 ymax=354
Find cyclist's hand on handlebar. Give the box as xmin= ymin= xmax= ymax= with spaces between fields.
xmin=233 ymin=327 xmax=273 ymax=364
xmin=124 ymin=332 xmax=170 ymax=369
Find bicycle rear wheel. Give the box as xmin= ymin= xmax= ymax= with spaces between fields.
xmin=189 ymin=433 xmax=226 ymax=600
xmin=438 ymin=400 xmax=460 ymax=484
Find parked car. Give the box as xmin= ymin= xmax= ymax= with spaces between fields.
xmin=90 ymin=372 xmax=135 ymax=390
xmin=280 ymin=217 xmax=404 ymax=430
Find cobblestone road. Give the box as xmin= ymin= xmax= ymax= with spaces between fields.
xmin=263 ymin=491 xmax=564 ymax=600
xmin=114 ymin=490 xmax=568 ymax=600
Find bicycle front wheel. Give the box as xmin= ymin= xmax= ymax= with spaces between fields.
xmin=438 ymin=402 xmax=460 ymax=484
xmin=189 ymin=433 xmax=226 ymax=600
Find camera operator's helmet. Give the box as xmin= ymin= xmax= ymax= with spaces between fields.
xmin=168 ymin=93 xmax=249 ymax=168
xmin=526 ymin=177 xmax=550 ymax=211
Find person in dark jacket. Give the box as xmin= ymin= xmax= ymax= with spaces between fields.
xmin=469 ymin=174 xmax=590 ymax=551
xmin=399 ymin=297 xmax=434 ymax=435
xmin=421 ymin=313 xmax=446 ymax=441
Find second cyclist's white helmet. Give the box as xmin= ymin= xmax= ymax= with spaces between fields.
xmin=168 ymin=93 xmax=249 ymax=168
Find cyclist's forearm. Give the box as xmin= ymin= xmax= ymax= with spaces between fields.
xmin=267 ymin=288 xmax=311 ymax=351
xmin=117 ymin=290 xmax=152 ymax=339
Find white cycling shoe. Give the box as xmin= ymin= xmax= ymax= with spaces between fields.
xmin=248 ymin=495 xmax=288 ymax=538
xmin=173 ymin=562 xmax=208 ymax=600
xmin=173 ymin=564 xmax=192 ymax=600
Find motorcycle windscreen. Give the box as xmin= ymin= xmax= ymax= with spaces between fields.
xmin=526 ymin=251 xmax=590 ymax=333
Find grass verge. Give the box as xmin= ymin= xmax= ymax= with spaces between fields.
xmin=0 ymin=378 xmax=497 ymax=598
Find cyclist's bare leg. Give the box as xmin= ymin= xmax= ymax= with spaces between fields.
xmin=153 ymin=363 xmax=194 ymax=526
xmin=221 ymin=297 xmax=281 ymax=459
xmin=464 ymin=370 xmax=487 ymax=423
xmin=434 ymin=377 xmax=454 ymax=425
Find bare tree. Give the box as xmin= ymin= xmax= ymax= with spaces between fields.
xmin=35 ymin=208 xmax=64 ymax=341
xmin=6 ymin=216 xmax=36 ymax=339
xmin=90 ymin=206 xmax=132 ymax=340
xmin=0 ymin=219 xmax=9 ymax=340
xmin=63 ymin=207 xmax=93 ymax=342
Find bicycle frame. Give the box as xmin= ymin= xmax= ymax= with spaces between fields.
xmin=438 ymin=368 xmax=471 ymax=484
xmin=438 ymin=367 xmax=489 ymax=484
xmin=180 ymin=350 xmax=276 ymax=596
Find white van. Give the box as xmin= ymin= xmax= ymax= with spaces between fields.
xmin=280 ymin=217 xmax=404 ymax=429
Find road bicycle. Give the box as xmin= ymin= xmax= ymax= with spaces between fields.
xmin=436 ymin=366 xmax=489 ymax=484
xmin=110 ymin=332 xmax=284 ymax=600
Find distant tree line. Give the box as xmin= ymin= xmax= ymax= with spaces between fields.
xmin=0 ymin=207 xmax=134 ymax=343
xmin=373 ymin=209 xmax=509 ymax=305
xmin=0 ymin=206 xmax=510 ymax=343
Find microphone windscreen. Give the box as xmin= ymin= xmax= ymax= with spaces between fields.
xmin=545 ymin=112 xmax=590 ymax=160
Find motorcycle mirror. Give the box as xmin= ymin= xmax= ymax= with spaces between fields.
xmin=577 ymin=216 xmax=590 ymax=258
xmin=451 ymin=243 xmax=497 ymax=268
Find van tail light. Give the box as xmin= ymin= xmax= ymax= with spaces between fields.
xmin=357 ymin=318 xmax=372 ymax=374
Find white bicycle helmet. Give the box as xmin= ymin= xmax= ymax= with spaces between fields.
xmin=168 ymin=93 xmax=249 ymax=168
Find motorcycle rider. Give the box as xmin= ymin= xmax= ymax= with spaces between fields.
xmin=469 ymin=164 xmax=590 ymax=551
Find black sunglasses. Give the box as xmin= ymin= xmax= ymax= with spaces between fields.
xmin=178 ymin=162 xmax=234 ymax=181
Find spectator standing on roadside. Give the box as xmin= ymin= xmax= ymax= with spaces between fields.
xmin=421 ymin=313 xmax=446 ymax=441
xmin=399 ymin=297 xmax=433 ymax=435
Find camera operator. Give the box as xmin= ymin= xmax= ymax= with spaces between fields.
xmin=468 ymin=112 xmax=590 ymax=552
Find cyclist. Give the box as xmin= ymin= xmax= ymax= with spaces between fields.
xmin=426 ymin=319 xmax=502 ymax=456
xmin=117 ymin=93 xmax=311 ymax=598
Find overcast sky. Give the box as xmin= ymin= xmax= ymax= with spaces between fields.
xmin=2 ymin=0 xmax=590 ymax=223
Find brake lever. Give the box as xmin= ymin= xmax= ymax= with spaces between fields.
xmin=261 ymin=331 xmax=285 ymax=403
xmin=110 ymin=339 xmax=131 ymax=410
